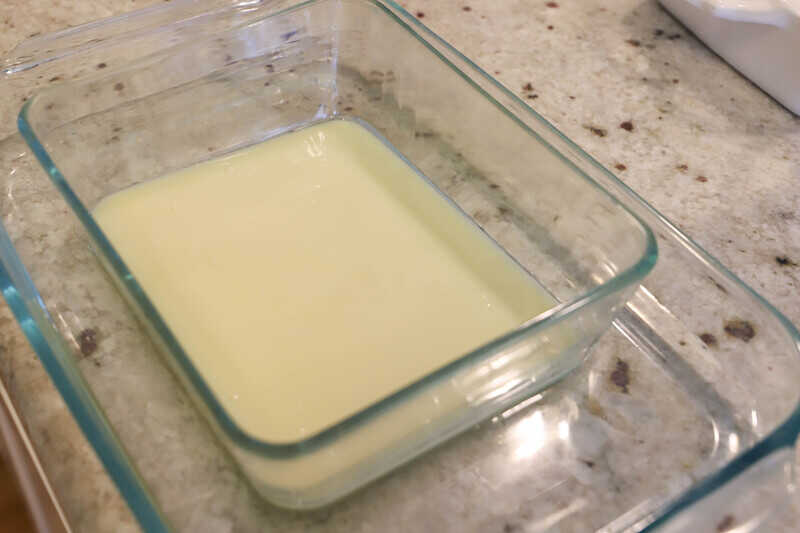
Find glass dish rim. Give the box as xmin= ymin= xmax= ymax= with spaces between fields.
xmin=16 ymin=0 xmax=658 ymax=458
xmin=1 ymin=0 xmax=797 ymax=532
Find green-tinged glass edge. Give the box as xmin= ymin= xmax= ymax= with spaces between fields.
xmin=0 ymin=227 xmax=171 ymax=531
xmin=16 ymin=0 xmax=658 ymax=459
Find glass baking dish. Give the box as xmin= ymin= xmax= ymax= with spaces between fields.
xmin=16 ymin=0 xmax=657 ymax=511
xmin=1 ymin=0 xmax=798 ymax=532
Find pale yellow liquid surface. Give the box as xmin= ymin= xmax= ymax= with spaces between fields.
xmin=94 ymin=120 xmax=553 ymax=443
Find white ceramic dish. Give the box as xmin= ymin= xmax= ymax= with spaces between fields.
xmin=660 ymin=0 xmax=800 ymax=115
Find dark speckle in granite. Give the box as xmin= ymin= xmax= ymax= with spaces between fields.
xmin=724 ymin=319 xmax=756 ymax=342
xmin=584 ymin=125 xmax=608 ymax=137
xmin=716 ymin=514 xmax=735 ymax=532
xmin=96 ymin=62 xmax=107 ymax=69
xmin=776 ymin=256 xmax=798 ymax=267
xmin=610 ymin=358 xmax=630 ymax=393
xmin=545 ymin=1 xmax=559 ymax=7
xmin=625 ymin=39 xmax=640 ymax=47
xmin=113 ymin=82 xmax=124 ymax=92
xmin=547 ymin=25 xmax=554 ymax=30
xmin=416 ymin=11 xmax=424 ymax=18
xmin=654 ymin=28 xmax=664 ymax=36
xmin=619 ymin=120 xmax=634 ymax=132
xmin=77 ymin=328 xmax=98 ymax=357
xmin=699 ymin=333 xmax=717 ymax=347
xmin=696 ymin=175 xmax=708 ymax=183
xmin=667 ymin=33 xmax=682 ymax=40
xmin=462 ymin=6 xmax=471 ymax=11
xmin=615 ymin=163 xmax=627 ymax=171
xmin=708 ymin=276 xmax=728 ymax=293
xmin=522 ymin=82 xmax=534 ymax=91
xmin=676 ymin=164 xmax=689 ymax=172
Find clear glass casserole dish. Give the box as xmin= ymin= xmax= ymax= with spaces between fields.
xmin=0 ymin=0 xmax=798 ymax=532
xmin=17 ymin=0 xmax=658 ymax=510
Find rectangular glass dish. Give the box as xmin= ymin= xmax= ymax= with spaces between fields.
xmin=17 ymin=0 xmax=658 ymax=510
xmin=1 ymin=1 xmax=799 ymax=532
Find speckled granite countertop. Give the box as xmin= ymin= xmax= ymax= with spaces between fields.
xmin=1 ymin=0 xmax=799 ymax=531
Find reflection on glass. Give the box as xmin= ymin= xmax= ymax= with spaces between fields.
xmin=513 ymin=411 xmax=546 ymax=461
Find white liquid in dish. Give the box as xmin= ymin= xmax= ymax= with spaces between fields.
xmin=93 ymin=120 xmax=554 ymax=443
